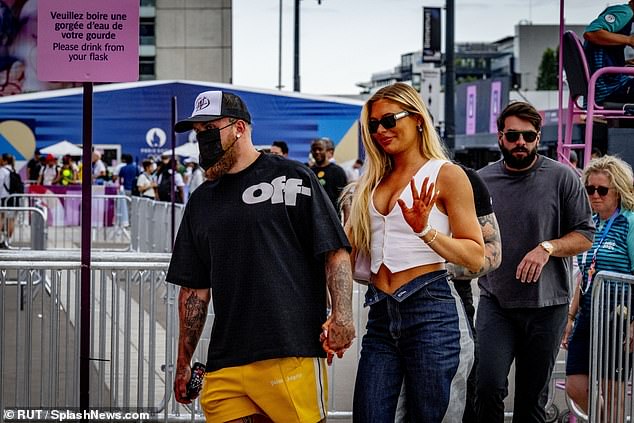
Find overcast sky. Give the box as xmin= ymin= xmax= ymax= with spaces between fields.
xmin=232 ymin=0 xmax=612 ymax=95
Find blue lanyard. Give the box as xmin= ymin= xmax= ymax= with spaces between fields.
xmin=581 ymin=209 xmax=620 ymax=295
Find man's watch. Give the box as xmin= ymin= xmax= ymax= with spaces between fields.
xmin=540 ymin=241 xmax=554 ymax=255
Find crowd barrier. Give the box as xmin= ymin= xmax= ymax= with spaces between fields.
xmin=5 ymin=193 xmax=132 ymax=251
xmin=587 ymin=271 xmax=634 ymax=423
xmin=1 ymin=194 xmax=186 ymax=253
xmin=129 ymin=197 xmax=185 ymax=253
xmin=0 ymin=251 xmax=364 ymax=422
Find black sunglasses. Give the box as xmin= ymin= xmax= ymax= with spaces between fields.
xmin=368 ymin=111 xmax=410 ymax=134
xmin=585 ymin=185 xmax=610 ymax=196
xmin=501 ymin=130 xmax=539 ymax=143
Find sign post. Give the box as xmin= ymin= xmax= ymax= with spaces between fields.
xmin=37 ymin=0 xmax=139 ymax=410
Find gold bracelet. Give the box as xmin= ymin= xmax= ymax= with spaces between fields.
xmin=568 ymin=312 xmax=576 ymax=321
xmin=425 ymin=229 xmax=439 ymax=245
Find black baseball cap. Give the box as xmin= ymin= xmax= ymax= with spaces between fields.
xmin=174 ymin=90 xmax=252 ymax=133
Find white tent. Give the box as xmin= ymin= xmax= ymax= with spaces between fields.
xmin=40 ymin=140 xmax=83 ymax=157
xmin=163 ymin=142 xmax=199 ymax=158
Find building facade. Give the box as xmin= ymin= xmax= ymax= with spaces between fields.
xmin=140 ymin=0 xmax=232 ymax=83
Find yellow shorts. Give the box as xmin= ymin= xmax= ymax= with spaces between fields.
xmin=199 ymin=356 xmax=328 ymax=423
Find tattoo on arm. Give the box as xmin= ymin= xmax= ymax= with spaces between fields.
xmin=325 ymin=249 xmax=354 ymax=322
xmin=451 ymin=213 xmax=502 ymax=280
xmin=178 ymin=288 xmax=210 ymax=362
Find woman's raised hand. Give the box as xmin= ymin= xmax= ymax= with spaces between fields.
xmin=397 ymin=176 xmax=439 ymax=233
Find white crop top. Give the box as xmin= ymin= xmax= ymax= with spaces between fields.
xmin=369 ymin=159 xmax=451 ymax=273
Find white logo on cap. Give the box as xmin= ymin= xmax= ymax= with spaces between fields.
xmin=192 ymin=91 xmax=223 ymax=117
xmin=605 ymin=14 xmax=616 ymax=23
xmin=195 ymin=97 xmax=210 ymax=112
xmin=146 ymin=128 xmax=167 ymax=148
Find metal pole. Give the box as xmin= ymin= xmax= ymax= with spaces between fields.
xmin=80 ymin=81 xmax=93 ymax=410
xmin=293 ymin=0 xmax=300 ymax=92
xmin=278 ymin=0 xmax=283 ymax=90
xmin=444 ymin=0 xmax=455 ymax=151
xmin=171 ymin=96 xmax=177 ymax=247
xmin=556 ymin=0 xmax=564 ymax=162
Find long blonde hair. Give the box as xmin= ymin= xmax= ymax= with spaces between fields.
xmin=582 ymin=155 xmax=634 ymax=211
xmin=346 ymin=82 xmax=448 ymax=254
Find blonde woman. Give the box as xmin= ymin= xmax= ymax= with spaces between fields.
xmin=565 ymin=155 xmax=634 ymax=418
xmin=349 ymin=82 xmax=484 ymax=421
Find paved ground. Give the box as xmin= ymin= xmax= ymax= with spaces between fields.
xmin=2 ymin=276 xmax=573 ymax=422
xmin=326 ymin=281 xmax=572 ymax=423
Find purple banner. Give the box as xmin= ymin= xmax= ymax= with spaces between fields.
xmin=466 ymin=85 xmax=477 ymax=135
xmin=489 ymin=81 xmax=502 ymax=133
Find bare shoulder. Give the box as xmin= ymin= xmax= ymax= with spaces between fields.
xmin=437 ymin=161 xmax=469 ymax=189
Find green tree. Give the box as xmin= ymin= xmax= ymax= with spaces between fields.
xmin=536 ymin=47 xmax=558 ymax=90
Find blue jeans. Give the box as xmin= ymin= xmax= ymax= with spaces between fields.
xmin=353 ymin=271 xmax=474 ymax=422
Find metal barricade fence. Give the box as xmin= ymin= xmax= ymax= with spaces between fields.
xmin=0 ymin=207 xmax=47 ymax=250
xmin=129 ymin=197 xmax=185 ymax=253
xmin=0 ymin=251 xmax=365 ymax=422
xmin=6 ymin=194 xmax=132 ymax=251
xmin=589 ymin=271 xmax=634 ymax=423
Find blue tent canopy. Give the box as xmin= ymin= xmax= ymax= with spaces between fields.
xmin=0 ymin=80 xmax=364 ymax=164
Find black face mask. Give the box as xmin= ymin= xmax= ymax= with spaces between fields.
xmin=196 ymin=121 xmax=236 ymax=170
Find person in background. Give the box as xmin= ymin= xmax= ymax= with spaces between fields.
xmin=136 ymin=159 xmax=157 ymax=200
xmin=37 ymin=154 xmax=58 ymax=185
xmin=270 ymin=140 xmax=289 ymax=158
xmin=592 ymin=147 xmax=604 ymax=160
xmin=0 ymin=153 xmax=18 ymax=247
xmin=348 ymin=82 xmax=484 ymax=421
xmin=55 ymin=155 xmax=75 ymax=186
xmin=583 ymin=0 xmax=634 ymax=105
xmin=117 ymin=153 xmax=139 ymax=196
xmin=476 ymin=101 xmax=595 ymax=422
xmin=447 ymin=164 xmax=502 ymax=423
xmin=310 ymin=138 xmax=348 ymax=216
xmin=168 ymin=90 xmax=355 ymax=422
xmin=345 ymin=158 xmax=364 ymax=183
xmin=184 ymin=156 xmax=204 ymax=196
xmin=91 ymin=151 xmax=106 ymax=184
xmin=156 ymin=157 xmax=185 ymax=203
xmin=322 ymin=138 xmax=337 ymax=163
xmin=563 ymin=155 xmax=634 ymax=418
xmin=26 ymin=148 xmax=41 ymax=182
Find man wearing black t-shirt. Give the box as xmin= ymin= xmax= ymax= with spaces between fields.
xmin=447 ymin=165 xmax=502 ymax=423
xmin=167 ymin=90 xmax=355 ymax=423
xmin=310 ymin=138 xmax=349 ymax=218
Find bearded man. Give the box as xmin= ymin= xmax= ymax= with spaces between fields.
xmin=475 ymin=101 xmax=595 ymax=423
xmin=168 ymin=90 xmax=355 ymax=422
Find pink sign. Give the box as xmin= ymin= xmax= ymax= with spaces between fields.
xmin=489 ymin=81 xmax=502 ymax=133
xmin=37 ymin=0 xmax=139 ymax=82
xmin=466 ymin=85 xmax=477 ymax=135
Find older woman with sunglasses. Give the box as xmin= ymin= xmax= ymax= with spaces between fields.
xmin=564 ymin=155 xmax=634 ymax=414
xmin=348 ymin=82 xmax=484 ymax=421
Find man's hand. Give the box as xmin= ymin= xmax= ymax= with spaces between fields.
xmin=516 ymin=245 xmax=550 ymax=283
xmin=324 ymin=248 xmax=356 ymax=365
xmin=174 ymin=287 xmax=210 ymax=404
xmin=320 ymin=314 xmax=355 ymax=364
xmin=174 ymin=362 xmax=193 ymax=404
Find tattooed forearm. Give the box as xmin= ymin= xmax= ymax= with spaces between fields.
xmin=177 ymin=287 xmax=210 ymax=362
xmin=450 ymin=213 xmax=502 ymax=280
xmin=325 ymin=249 xmax=354 ymax=322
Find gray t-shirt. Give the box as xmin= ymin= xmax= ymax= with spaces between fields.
xmin=478 ymin=156 xmax=595 ymax=308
